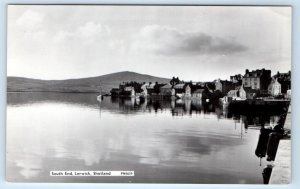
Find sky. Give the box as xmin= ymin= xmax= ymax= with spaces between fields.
xmin=7 ymin=5 xmax=291 ymax=81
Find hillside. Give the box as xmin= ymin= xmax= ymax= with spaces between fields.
xmin=7 ymin=71 xmax=170 ymax=93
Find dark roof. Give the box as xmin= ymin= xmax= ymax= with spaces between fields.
xmin=273 ymin=72 xmax=291 ymax=80
xmin=146 ymin=83 xmax=156 ymax=89
xmin=244 ymin=69 xmax=271 ymax=78
xmin=269 ymin=78 xmax=281 ymax=85
xmin=193 ymin=89 xmax=206 ymax=93
xmin=221 ymin=80 xmax=230 ymax=84
xmin=216 ymin=79 xmax=234 ymax=85
xmin=111 ymin=88 xmax=120 ymax=91
xmin=161 ymin=84 xmax=172 ymax=89
xmin=174 ymin=83 xmax=186 ymax=89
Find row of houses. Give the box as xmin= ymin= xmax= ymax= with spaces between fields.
xmin=110 ymin=81 xmax=216 ymax=100
xmin=110 ymin=69 xmax=291 ymax=100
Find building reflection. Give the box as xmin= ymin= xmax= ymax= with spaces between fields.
xmin=106 ymin=97 xmax=284 ymax=129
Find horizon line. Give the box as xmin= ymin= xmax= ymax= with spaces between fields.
xmin=7 ymin=69 xmax=291 ymax=82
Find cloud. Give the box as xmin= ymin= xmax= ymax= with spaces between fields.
xmin=77 ymin=21 xmax=111 ymax=38
xmin=132 ymin=25 xmax=247 ymax=56
xmin=16 ymin=10 xmax=44 ymax=31
xmin=53 ymin=21 xmax=111 ymax=43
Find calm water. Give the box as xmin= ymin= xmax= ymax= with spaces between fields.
xmin=6 ymin=93 xmax=282 ymax=183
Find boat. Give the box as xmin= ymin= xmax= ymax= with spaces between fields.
xmin=97 ymin=94 xmax=102 ymax=101
xmin=97 ymin=86 xmax=103 ymax=102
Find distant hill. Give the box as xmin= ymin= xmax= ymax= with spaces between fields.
xmin=7 ymin=71 xmax=171 ymax=93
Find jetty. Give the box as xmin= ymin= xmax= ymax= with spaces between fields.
xmin=269 ymin=104 xmax=291 ymax=184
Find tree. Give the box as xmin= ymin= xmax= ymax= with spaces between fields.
xmin=170 ymin=77 xmax=180 ymax=86
xmin=154 ymin=81 xmax=160 ymax=94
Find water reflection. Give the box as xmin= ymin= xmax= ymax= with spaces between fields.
xmin=8 ymin=92 xmax=286 ymax=127
xmin=6 ymin=92 xmax=288 ymax=183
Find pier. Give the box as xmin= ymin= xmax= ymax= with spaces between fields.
xmin=269 ymin=105 xmax=291 ymax=184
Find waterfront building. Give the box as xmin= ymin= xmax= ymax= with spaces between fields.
xmin=117 ymin=81 xmax=143 ymax=96
xmin=110 ymin=88 xmax=121 ymax=96
xmin=173 ymin=82 xmax=194 ymax=98
xmin=160 ymin=84 xmax=173 ymax=96
xmin=204 ymin=82 xmax=216 ymax=93
xmin=286 ymin=89 xmax=291 ymax=99
xmin=273 ymin=71 xmax=291 ymax=94
xmin=268 ymin=78 xmax=282 ymax=96
xmin=215 ymin=79 xmax=236 ymax=95
xmin=131 ymin=88 xmax=136 ymax=97
xmin=174 ymin=83 xmax=186 ymax=93
xmin=174 ymin=83 xmax=189 ymax=98
xmin=184 ymin=85 xmax=191 ymax=98
xmin=145 ymin=83 xmax=156 ymax=95
xmin=141 ymin=83 xmax=149 ymax=96
xmin=145 ymin=82 xmax=165 ymax=95
xmin=192 ymin=89 xmax=204 ymax=98
xmin=227 ymin=89 xmax=239 ymax=98
xmin=239 ymin=85 xmax=257 ymax=99
xmin=190 ymin=83 xmax=208 ymax=92
xmin=230 ymin=74 xmax=243 ymax=85
xmin=192 ymin=88 xmax=211 ymax=99
xmin=242 ymin=69 xmax=271 ymax=93
xmin=273 ymin=71 xmax=291 ymax=81
xmin=124 ymin=86 xmax=134 ymax=96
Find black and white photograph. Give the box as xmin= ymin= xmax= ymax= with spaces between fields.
xmin=6 ymin=5 xmax=291 ymax=184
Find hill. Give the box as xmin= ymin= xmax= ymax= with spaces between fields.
xmin=7 ymin=71 xmax=171 ymax=93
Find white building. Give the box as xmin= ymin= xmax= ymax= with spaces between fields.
xmin=268 ymin=78 xmax=281 ymax=96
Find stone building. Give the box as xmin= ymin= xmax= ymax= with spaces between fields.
xmin=273 ymin=71 xmax=291 ymax=94
xmin=215 ymin=79 xmax=236 ymax=95
xmin=239 ymin=85 xmax=257 ymax=99
xmin=174 ymin=83 xmax=190 ymax=98
xmin=242 ymin=69 xmax=271 ymax=93
xmin=268 ymin=78 xmax=282 ymax=96
xmin=230 ymin=74 xmax=243 ymax=85
xmin=160 ymin=84 xmax=172 ymax=96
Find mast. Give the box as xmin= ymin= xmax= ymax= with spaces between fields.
xmin=97 ymin=82 xmax=103 ymax=101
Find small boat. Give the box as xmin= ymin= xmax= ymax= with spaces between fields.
xmin=97 ymin=86 xmax=103 ymax=101
xmin=97 ymin=95 xmax=102 ymax=101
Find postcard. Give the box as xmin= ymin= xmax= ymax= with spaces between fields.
xmin=6 ymin=5 xmax=291 ymax=184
